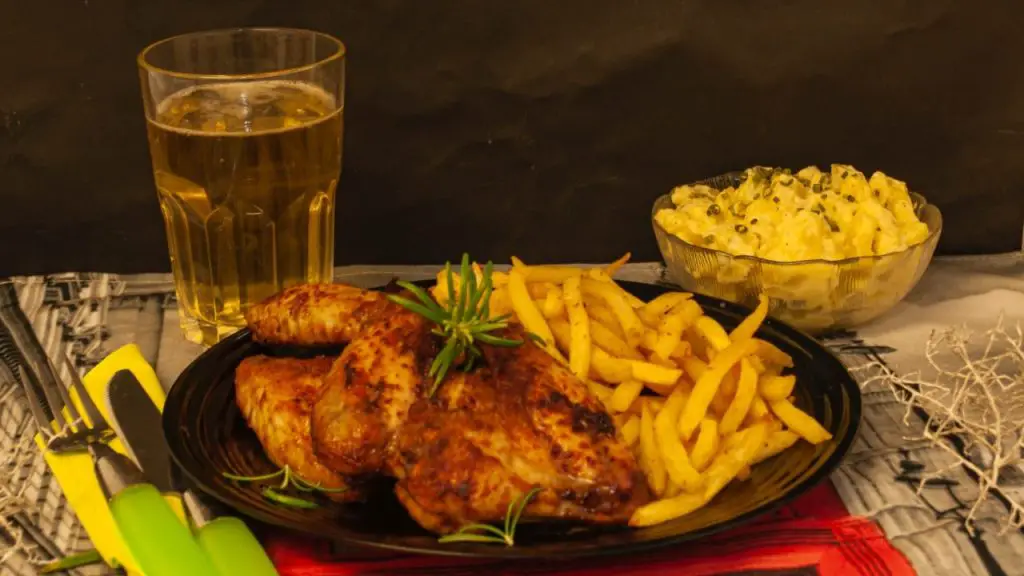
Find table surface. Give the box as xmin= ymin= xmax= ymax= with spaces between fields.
xmin=2 ymin=253 xmax=1023 ymax=576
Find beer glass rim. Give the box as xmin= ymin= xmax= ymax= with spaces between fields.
xmin=137 ymin=27 xmax=346 ymax=81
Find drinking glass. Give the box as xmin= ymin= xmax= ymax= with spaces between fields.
xmin=138 ymin=28 xmax=345 ymax=346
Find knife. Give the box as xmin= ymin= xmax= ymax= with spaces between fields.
xmin=106 ymin=369 xmax=280 ymax=576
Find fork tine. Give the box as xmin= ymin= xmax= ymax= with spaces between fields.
xmin=62 ymin=352 xmax=107 ymax=431
xmin=13 ymin=364 xmax=54 ymax=434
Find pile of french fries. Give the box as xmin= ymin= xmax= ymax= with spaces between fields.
xmin=430 ymin=253 xmax=833 ymax=528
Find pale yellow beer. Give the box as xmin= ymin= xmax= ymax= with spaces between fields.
xmin=139 ymin=29 xmax=345 ymax=346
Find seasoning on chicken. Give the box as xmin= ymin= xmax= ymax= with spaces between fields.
xmin=243 ymin=283 xmax=646 ymax=533
xmin=243 ymin=283 xmax=388 ymax=347
xmin=234 ymin=354 xmax=359 ymax=502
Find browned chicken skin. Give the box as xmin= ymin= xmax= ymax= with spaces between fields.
xmin=242 ymin=283 xmax=646 ymax=533
xmin=234 ymin=355 xmax=360 ymax=502
xmin=243 ymin=283 xmax=388 ymax=346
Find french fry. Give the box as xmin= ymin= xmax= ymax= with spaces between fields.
xmin=769 ymin=398 xmax=833 ymax=444
xmin=654 ymin=389 xmax=703 ymax=492
xmin=625 ymin=395 xmax=666 ymax=415
xmin=752 ymin=430 xmax=800 ymax=465
xmin=591 ymin=347 xmax=634 ymax=383
xmin=525 ymin=281 xmax=554 ymax=300
xmin=604 ymin=252 xmax=631 ymax=277
xmin=508 ymin=269 xmax=559 ymax=354
xmin=754 ymin=339 xmax=794 ymax=368
xmin=641 ymin=292 xmax=693 ymax=323
xmin=542 ymin=286 xmax=566 ymax=318
xmin=562 ymin=276 xmax=591 ymax=380
xmin=587 ymin=380 xmax=614 ymax=401
xmin=748 ymin=355 xmax=767 ymax=374
xmin=729 ymin=294 xmax=769 ymax=343
xmin=628 ymin=491 xmax=707 ymax=527
xmin=719 ymin=358 xmax=758 ymax=435
xmin=580 ymin=278 xmax=646 ymax=348
xmin=689 ymin=418 xmax=719 ymax=472
xmin=703 ymin=422 xmax=767 ymax=502
xmin=679 ymin=356 xmax=708 ymax=382
xmin=628 ymin=359 xmax=683 ymax=386
xmin=487 ymin=287 xmax=514 ymax=317
xmin=548 ymin=318 xmax=573 ymax=351
xmin=710 ymin=367 xmax=737 ymax=417
xmin=653 ymin=307 xmax=690 ymax=360
xmin=745 ymin=395 xmax=770 ymax=425
xmin=512 ymin=262 xmax=584 ymax=284
xmin=590 ymin=320 xmax=644 ymax=360
xmin=608 ymin=380 xmax=645 ymax=413
xmin=644 ymin=379 xmax=679 ymax=397
xmin=678 ymin=339 xmax=759 ymax=440
xmin=620 ymin=414 xmax=641 ymax=446
xmin=640 ymin=403 xmax=667 ymax=497
xmin=588 ymin=268 xmax=647 ymax=309
xmin=693 ymin=316 xmax=732 ymax=353
xmin=641 ymin=329 xmax=659 ymax=352
xmin=664 ymin=480 xmax=683 ymax=498
xmin=759 ymin=374 xmax=796 ymax=401
xmin=585 ymin=300 xmax=626 ymax=339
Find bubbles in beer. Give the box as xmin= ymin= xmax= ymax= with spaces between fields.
xmin=156 ymin=80 xmax=337 ymax=134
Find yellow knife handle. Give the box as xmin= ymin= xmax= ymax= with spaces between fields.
xmin=164 ymin=493 xmax=188 ymax=527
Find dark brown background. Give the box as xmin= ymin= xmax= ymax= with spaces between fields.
xmin=2 ymin=0 xmax=1023 ymax=277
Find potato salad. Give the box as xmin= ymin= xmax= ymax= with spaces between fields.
xmin=655 ymin=165 xmax=931 ymax=262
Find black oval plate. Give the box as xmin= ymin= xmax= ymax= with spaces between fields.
xmin=162 ymin=280 xmax=861 ymax=559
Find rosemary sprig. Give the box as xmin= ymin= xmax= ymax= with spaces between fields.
xmin=438 ymin=487 xmax=542 ymax=547
xmin=387 ymin=253 xmax=525 ymax=396
xmin=223 ymin=465 xmax=345 ymax=509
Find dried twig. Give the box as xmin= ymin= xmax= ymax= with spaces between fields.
xmin=861 ymin=316 xmax=1024 ymax=535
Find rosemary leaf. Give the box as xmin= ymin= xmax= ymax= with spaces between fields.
xmin=509 ymin=487 xmax=542 ymax=542
xmin=451 ymin=523 xmax=511 ymax=540
xmin=475 ymin=333 xmax=525 ymax=347
xmin=445 ymin=262 xmax=456 ymax=312
xmin=223 ymin=469 xmax=284 ymax=482
xmin=387 ymin=295 xmax=447 ymax=325
xmin=262 ymin=487 xmax=319 ymax=509
xmin=396 ymin=281 xmax=446 ymax=316
xmin=454 ymin=254 xmax=471 ymax=323
xmin=437 ymin=533 xmax=507 ymax=545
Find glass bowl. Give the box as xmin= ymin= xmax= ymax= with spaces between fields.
xmin=651 ymin=172 xmax=943 ymax=335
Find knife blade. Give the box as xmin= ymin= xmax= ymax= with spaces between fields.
xmin=105 ymin=368 xmax=279 ymax=576
xmin=105 ymin=370 xmax=176 ymax=493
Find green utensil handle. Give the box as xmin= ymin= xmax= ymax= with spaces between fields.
xmin=196 ymin=517 xmax=280 ymax=576
xmin=109 ymin=484 xmax=219 ymax=576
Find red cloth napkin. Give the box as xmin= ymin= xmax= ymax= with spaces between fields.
xmin=262 ymin=482 xmax=915 ymax=576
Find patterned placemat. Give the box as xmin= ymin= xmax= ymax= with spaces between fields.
xmin=2 ymin=259 xmax=1023 ymax=575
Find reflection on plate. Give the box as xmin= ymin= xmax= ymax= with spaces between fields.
xmin=162 ymin=280 xmax=860 ymax=559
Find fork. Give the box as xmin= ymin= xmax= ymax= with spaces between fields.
xmin=21 ymin=355 xmax=116 ymax=453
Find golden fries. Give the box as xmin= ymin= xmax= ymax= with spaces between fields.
xmin=769 ymin=398 xmax=833 ymax=444
xmin=436 ymin=254 xmax=834 ymax=528
xmin=679 ymin=339 xmax=758 ymax=440
xmin=580 ymin=278 xmax=646 ymax=347
xmin=562 ymin=276 xmax=591 ymax=379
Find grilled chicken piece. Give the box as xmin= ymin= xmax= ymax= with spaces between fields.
xmin=392 ymin=325 xmax=645 ymax=532
xmin=234 ymin=355 xmax=360 ymax=502
xmin=247 ymin=282 xmax=645 ymax=532
xmin=244 ymin=283 xmax=387 ymax=346
xmin=311 ymin=304 xmax=434 ymax=476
